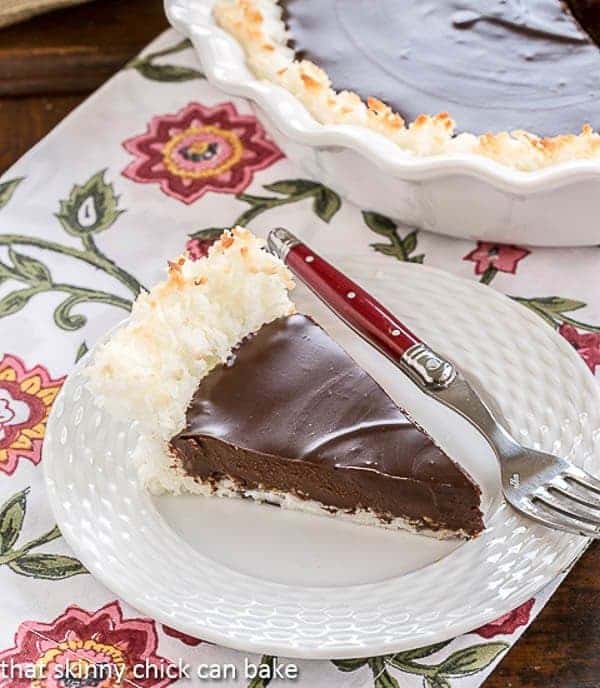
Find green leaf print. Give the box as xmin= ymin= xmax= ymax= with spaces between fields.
xmin=0 ymin=488 xmax=28 ymax=554
xmin=362 ymin=211 xmax=397 ymax=236
xmin=402 ymin=230 xmax=418 ymax=255
xmin=332 ymin=641 xmax=509 ymax=687
xmin=390 ymin=641 xmax=453 ymax=663
xmin=530 ymin=297 xmax=586 ymax=313
xmin=369 ymin=657 xmax=400 ymax=688
xmin=135 ymin=62 xmax=205 ymax=82
xmin=8 ymin=553 xmax=87 ymax=580
xmin=425 ymin=676 xmax=452 ymax=688
xmin=313 ymin=186 xmax=342 ymax=222
xmin=0 ymin=489 xmax=88 ymax=580
xmin=8 ymin=248 xmax=52 ymax=285
xmin=234 ymin=179 xmax=342 ymax=227
xmin=263 ymin=180 xmax=319 ymax=195
xmin=0 ymin=261 xmax=13 ymax=284
xmin=128 ymin=38 xmax=205 ymax=82
xmin=363 ymin=211 xmax=424 ymax=263
xmin=0 ymin=177 xmax=24 ymax=210
xmin=56 ymin=169 xmax=124 ymax=237
xmin=514 ymin=296 xmax=600 ymax=333
xmin=332 ymin=657 xmax=369 ymax=672
xmin=436 ymin=643 xmax=508 ymax=677
xmin=188 ymin=227 xmax=231 ymax=242
xmin=247 ymin=656 xmax=276 ymax=688
xmin=0 ymin=171 xmax=143 ymax=331
xmin=75 ymin=341 xmax=89 ymax=363
xmin=0 ymin=288 xmax=38 ymax=317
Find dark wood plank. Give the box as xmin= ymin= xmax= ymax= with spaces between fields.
xmin=0 ymin=0 xmax=168 ymax=96
xmin=0 ymin=0 xmax=167 ymax=173
xmin=486 ymin=541 xmax=600 ymax=687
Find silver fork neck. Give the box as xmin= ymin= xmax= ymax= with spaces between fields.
xmin=399 ymin=344 xmax=520 ymax=462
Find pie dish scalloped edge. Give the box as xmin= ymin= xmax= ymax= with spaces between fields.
xmin=165 ymin=0 xmax=600 ymax=246
xmin=212 ymin=0 xmax=600 ymax=174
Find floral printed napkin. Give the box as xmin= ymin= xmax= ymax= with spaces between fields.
xmin=0 ymin=29 xmax=598 ymax=688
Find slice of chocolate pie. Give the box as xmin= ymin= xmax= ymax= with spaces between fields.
xmin=214 ymin=0 xmax=600 ymax=170
xmin=87 ymin=228 xmax=483 ymax=539
xmin=172 ymin=313 xmax=483 ymax=538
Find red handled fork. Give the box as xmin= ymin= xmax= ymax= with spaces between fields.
xmin=267 ymin=227 xmax=600 ymax=537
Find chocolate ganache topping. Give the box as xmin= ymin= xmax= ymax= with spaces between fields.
xmin=283 ymin=0 xmax=600 ymax=135
xmin=171 ymin=314 xmax=483 ymax=535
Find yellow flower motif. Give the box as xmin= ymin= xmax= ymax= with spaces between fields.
xmin=33 ymin=638 xmax=126 ymax=688
xmin=0 ymin=602 xmax=176 ymax=688
xmin=123 ymin=101 xmax=282 ymax=204
xmin=163 ymin=126 xmax=244 ymax=179
xmin=0 ymin=355 xmax=64 ymax=475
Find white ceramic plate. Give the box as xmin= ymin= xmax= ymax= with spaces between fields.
xmin=165 ymin=0 xmax=600 ymax=247
xmin=43 ymin=258 xmax=599 ymax=658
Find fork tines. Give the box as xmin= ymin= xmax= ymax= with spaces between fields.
xmin=531 ymin=466 xmax=600 ymax=537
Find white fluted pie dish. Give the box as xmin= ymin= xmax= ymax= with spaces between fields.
xmin=165 ymin=0 xmax=600 ymax=247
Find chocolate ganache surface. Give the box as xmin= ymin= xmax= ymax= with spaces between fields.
xmin=171 ymin=314 xmax=483 ymax=535
xmin=283 ymin=0 xmax=600 ymax=135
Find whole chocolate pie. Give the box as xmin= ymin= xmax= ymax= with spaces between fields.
xmin=214 ymin=0 xmax=600 ymax=170
xmin=87 ymin=228 xmax=484 ymax=539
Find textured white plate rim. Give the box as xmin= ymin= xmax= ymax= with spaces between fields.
xmin=165 ymin=0 xmax=600 ymax=195
xmin=42 ymin=260 xmax=595 ymax=659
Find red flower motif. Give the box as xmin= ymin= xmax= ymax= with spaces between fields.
xmin=559 ymin=324 xmax=600 ymax=373
xmin=474 ymin=598 xmax=535 ymax=638
xmin=0 ymin=355 xmax=64 ymax=476
xmin=123 ymin=102 xmax=282 ymax=204
xmin=161 ymin=626 xmax=202 ymax=647
xmin=186 ymin=237 xmax=214 ymax=261
xmin=464 ymin=242 xmax=530 ymax=275
xmin=0 ymin=602 xmax=176 ymax=688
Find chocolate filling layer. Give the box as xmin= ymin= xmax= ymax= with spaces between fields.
xmin=282 ymin=0 xmax=600 ymax=136
xmin=170 ymin=314 xmax=483 ymax=536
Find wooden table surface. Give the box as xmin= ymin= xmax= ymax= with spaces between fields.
xmin=1 ymin=1 xmax=598 ymax=685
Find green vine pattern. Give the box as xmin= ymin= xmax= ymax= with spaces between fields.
xmin=332 ymin=641 xmax=508 ymax=688
xmin=363 ymin=211 xmax=424 ymax=263
xmin=479 ymin=265 xmax=499 ymax=285
xmin=513 ymin=296 xmax=600 ymax=334
xmin=235 ymin=179 xmax=341 ymax=226
xmin=0 ymin=488 xmax=87 ymax=580
xmin=0 ymin=170 xmax=143 ymax=330
xmin=247 ymin=656 xmax=276 ymax=688
xmin=460 ymin=244 xmax=600 ymax=337
xmin=128 ymin=38 xmax=205 ymax=82
xmin=188 ymin=185 xmax=425 ymax=266
xmin=189 ymin=179 xmax=342 ymax=244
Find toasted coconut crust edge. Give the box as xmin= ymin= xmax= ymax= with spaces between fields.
xmin=85 ymin=227 xmax=295 ymax=441
xmin=213 ymin=0 xmax=600 ymax=172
